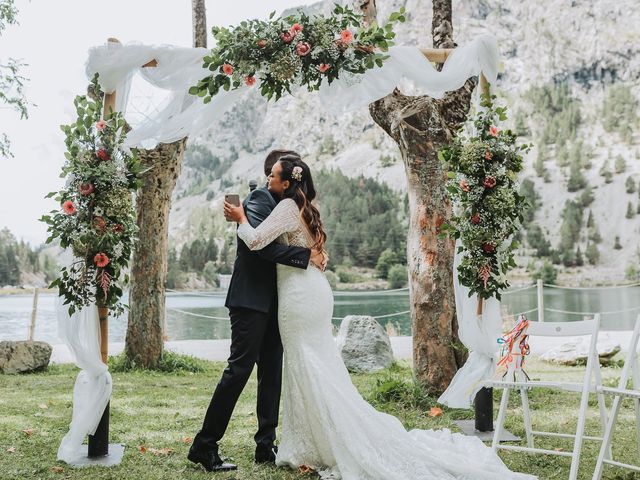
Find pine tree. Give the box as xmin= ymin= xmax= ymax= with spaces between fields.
xmin=575 ymin=246 xmax=584 ymax=266
xmin=615 ymin=155 xmax=627 ymax=174
xmin=626 ymin=176 xmax=637 ymax=194
xmin=534 ymin=145 xmax=547 ymax=178
xmin=626 ymin=202 xmax=636 ymax=219
xmin=580 ymin=187 xmax=595 ymax=207
xmin=567 ymin=157 xmax=587 ymax=191
xmin=600 ymin=159 xmax=613 ymax=183
xmin=586 ymin=242 xmax=600 ymax=265
xmin=614 ymin=236 xmax=623 ymax=250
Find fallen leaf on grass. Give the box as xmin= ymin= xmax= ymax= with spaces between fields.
xmin=298 ymin=465 xmax=315 ymax=474
xmin=428 ymin=407 xmax=444 ymax=417
xmin=38 ymin=403 xmax=48 ymax=410
xmin=189 ymin=386 xmax=197 ymax=391
xmin=6 ymin=447 xmax=16 ymax=453
xmin=138 ymin=445 xmax=147 ymax=454
xmin=182 ymin=437 xmax=193 ymax=444
xmin=22 ymin=428 xmax=34 ymax=437
xmin=554 ymin=448 xmax=564 ymax=452
xmin=149 ymin=447 xmax=174 ymax=456
xmin=50 ymin=466 xmax=64 ymax=473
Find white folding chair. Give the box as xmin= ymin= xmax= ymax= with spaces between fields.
xmin=592 ymin=314 xmax=640 ymax=479
xmin=490 ymin=315 xmax=609 ymax=480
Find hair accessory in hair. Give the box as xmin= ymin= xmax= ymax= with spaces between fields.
xmin=291 ymin=166 xmax=303 ymax=182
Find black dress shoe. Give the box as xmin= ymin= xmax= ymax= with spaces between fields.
xmin=188 ymin=446 xmax=237 ymax=472
xmin=254 ymin=445 xmax=278 ymax=464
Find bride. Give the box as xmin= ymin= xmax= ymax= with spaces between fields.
xmin=224 ymin=155 xmax=535 ymax=480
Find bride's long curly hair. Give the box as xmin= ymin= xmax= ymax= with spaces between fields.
xmin=278 ymin=155 xmax=327 ymax=252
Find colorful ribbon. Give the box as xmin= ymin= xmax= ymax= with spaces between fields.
xmin=496 ymin=314 xmax=530 ymax=379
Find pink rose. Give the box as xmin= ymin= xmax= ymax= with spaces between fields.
xmin=96 ymin=120 xmax=107 ymax=131
xmin=62 ymin=200 xmax=76 ymax=215
xmin=280 ymin=31 xmax=294 ymax=44
xmin=245 ymin=76 xmax=256 ymax=87
xmin=459 ymin=180 xmax=470 ymax=192
xmin=489 ymin=125 xmax=499 ymax=137
xmin=319 ymin=63 xmax=330 ymax=73
xmin=222 ymin=63 xmax=233 ymax=75
xmin=296 ymin=41 xmax=311 ymax=57
xmin=290 ymin=23 xmax=303 ymax=35
xmin=483 ymin=176 xmax=497 ymax=188
xmin=79 ymin=183 xmax=94 ymax=196
xmin=340 ymin=29 xmax=353 ymax=44
xmin=257 ymin=39 xmax=267 ymax=48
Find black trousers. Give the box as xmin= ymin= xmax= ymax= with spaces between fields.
xmin=192 ymin=306 xmax=283 ymax=453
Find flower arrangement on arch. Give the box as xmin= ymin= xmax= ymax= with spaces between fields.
xmin=438 ymin=94 xmax=532 ymax=300
xmin=40 ymin=75 xmax=144 ymax=315
xmin=189 ymin=5 xmax=406 ymax=102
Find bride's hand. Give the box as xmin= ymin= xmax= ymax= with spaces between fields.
xmin=224 ymin=201 xmax=247 ymax=223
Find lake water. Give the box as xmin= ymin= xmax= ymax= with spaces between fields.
xmin=1 ymin=285 xmax=639 ymax=344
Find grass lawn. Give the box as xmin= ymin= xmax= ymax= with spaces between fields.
xmin=0 ymin=358 xmax=638 ymax=480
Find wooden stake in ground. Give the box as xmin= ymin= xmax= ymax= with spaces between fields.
xmin=363 ymin=0 xmax=477 ymax=394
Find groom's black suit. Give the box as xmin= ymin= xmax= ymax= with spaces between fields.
xmin=192 ymin=186 xmax=311 ymax=455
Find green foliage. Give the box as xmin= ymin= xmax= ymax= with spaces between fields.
xmin=599 ymin=159 xmax=613 ymax=183
xmin=557 ymin=200 xmax=583 ymax=266
xmin=527 ymin=82 xmax=581 ymax=145
xmin=109 ymin=350 xmax=207 ymax=373
xmin=531 ymin=260 xmax=557 ymax=284
xmin=375 ymin=248 xmax=398 ymax=279
xmin=203 ymin=261 xmax=220 ymax=287
xmin=579 ymin=186 xmax=595 ymax=207
xmin=40 ymin=76 xmax=143 ymax=316
xmin=602 ymin=84 xmax=639 ymax=142
xmin=0 ymin=228 xmax=58 ymax=286
xmin=190 ymin=5 xmax=405 ymax=103
xmin=315 ymin=169 xmax=406 ymax=268
xmin=439 ymin=94 xmax=530 ymax=300
xmin=0 ymin=0 xmax=30 ymax=158
xmin=534 ymin=145 xmax=547 ymax=178
xmin=387 ymin=264 xmax=408 ymax=288
xmin=526 ymin=224 xmax=551 ymax=257
xmin=625 ymin=264 xmax=640 ymax=282
xmin=519 ymin=178 xmax=539 ymax=223
xmin=324 ymin=269 xmax=338 ymax=289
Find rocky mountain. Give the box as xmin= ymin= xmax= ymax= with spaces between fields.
xmin=169 ymin=0 xmax=640 ymax=283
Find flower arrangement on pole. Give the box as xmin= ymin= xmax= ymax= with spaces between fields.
xmin=439 ymin=94 xmax=531 ymax=302
xmin=41 ymin=76 xmax=144 ymax=316
xmin=189 ymin=5 xmax=406 ymax=102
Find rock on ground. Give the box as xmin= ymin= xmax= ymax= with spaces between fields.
xmin=540 ymin=333 xmax=621 ymax=366
xmin=336 ymin=315 xmax=394 ymax=373
xmin=0 ymin=341 xmax=52 ymax=374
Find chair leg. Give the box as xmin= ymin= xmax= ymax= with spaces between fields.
xmin=594 ymin=363 xmax=611 ymax=459
xmin=520 ymin=386 xmax=534 ymax=448
xmin=570 ymin=355 xmax=597 ymax=480
xmin=635 ymin=398 xmax=640 ymax=454
xmin=493 ymin=387 xmax=510 ymax=452
xmin=592 ymin=395 xmax=622 ymax=480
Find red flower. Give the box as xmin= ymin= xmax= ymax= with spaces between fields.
xmin=484 ymin=150 xmax=492 ymax=160
xmin=280 ymin=31 xmax=294 ymax=44
xmin=222 ymin=63 xmax=233 ymax=75
xmin=94 ymin=253 xmax=110 ymax=268
xmin=483 ymin=176 xmax=497 ymax=188
xmin=340 ymin=29 xmax=353 ymax=44
xmin=112 ymin=224 xmax=124 ymax=234
xmin=471 ymin=213 xmax=481 ymax=225
xmin=296 ymin=41 xmax=311 ymax=57
xmin=96 ymin=149 xmax=110 ymax=161
xmin=96 ymin=120 xmax=107 ymax=131
xmin=459 ymin=180 xmax=470 ymax=192
xmin=290 ymin=23 xmax=303 ymax=35
xmin=319 ymin=63 xmax=330 ymax=73
xmin=489 ymin=125 xmax=499 ymax=137
xmin=245 ymin=76 xmax=256 ymax=87
xmin=62 ymin=200 xmax=76 ymax=215
xmin=482 ymin=243 xmax=496 ymax=254
xmin=93 ymin=216 xmax=106 ymax=232
xmin=257 ymin=39 xmax=267 ymax=48
xmin=79 ymin=183 xmax=94 ymax=196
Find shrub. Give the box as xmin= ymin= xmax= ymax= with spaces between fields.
xmin=388 ymin=264 xmax=408 ymax=288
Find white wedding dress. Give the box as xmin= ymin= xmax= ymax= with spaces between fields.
xmin=237 ymin=198 xmax=535 ymax=480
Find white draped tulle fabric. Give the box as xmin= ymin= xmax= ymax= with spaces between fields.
xmin=84 ymin=34 xmax=499 ymax=149
xmin=56 ymin=301 xmax=112 ymax=463
xmin=437 ymin=241 xmax=502 ymax=409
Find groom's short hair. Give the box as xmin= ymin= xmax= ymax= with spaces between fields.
xmin=264 ymin=149 xmax=300 ymax=176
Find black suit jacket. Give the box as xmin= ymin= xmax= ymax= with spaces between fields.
xmin=225 ymin=187 xmax=311 ymax=314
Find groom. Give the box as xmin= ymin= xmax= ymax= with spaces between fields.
xmin=188 ymin=149 xmax=325 ymax=472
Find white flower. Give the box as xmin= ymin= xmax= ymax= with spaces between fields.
xmin=94 ymin=207 xmax=104 ymax=216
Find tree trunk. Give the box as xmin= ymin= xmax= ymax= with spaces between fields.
xmin=192 ymin=0 xmax=207 ymax=48
xmin=125 ymin=140 xmax=186 ymax=367
xmin=365 ymin=0 xmax=475 ymax=394
xmin=125 ymin=2 xmax=205 ymax=367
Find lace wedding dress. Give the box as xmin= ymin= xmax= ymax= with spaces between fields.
xmin=237 ymin=198 xmax=535 ymax=480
